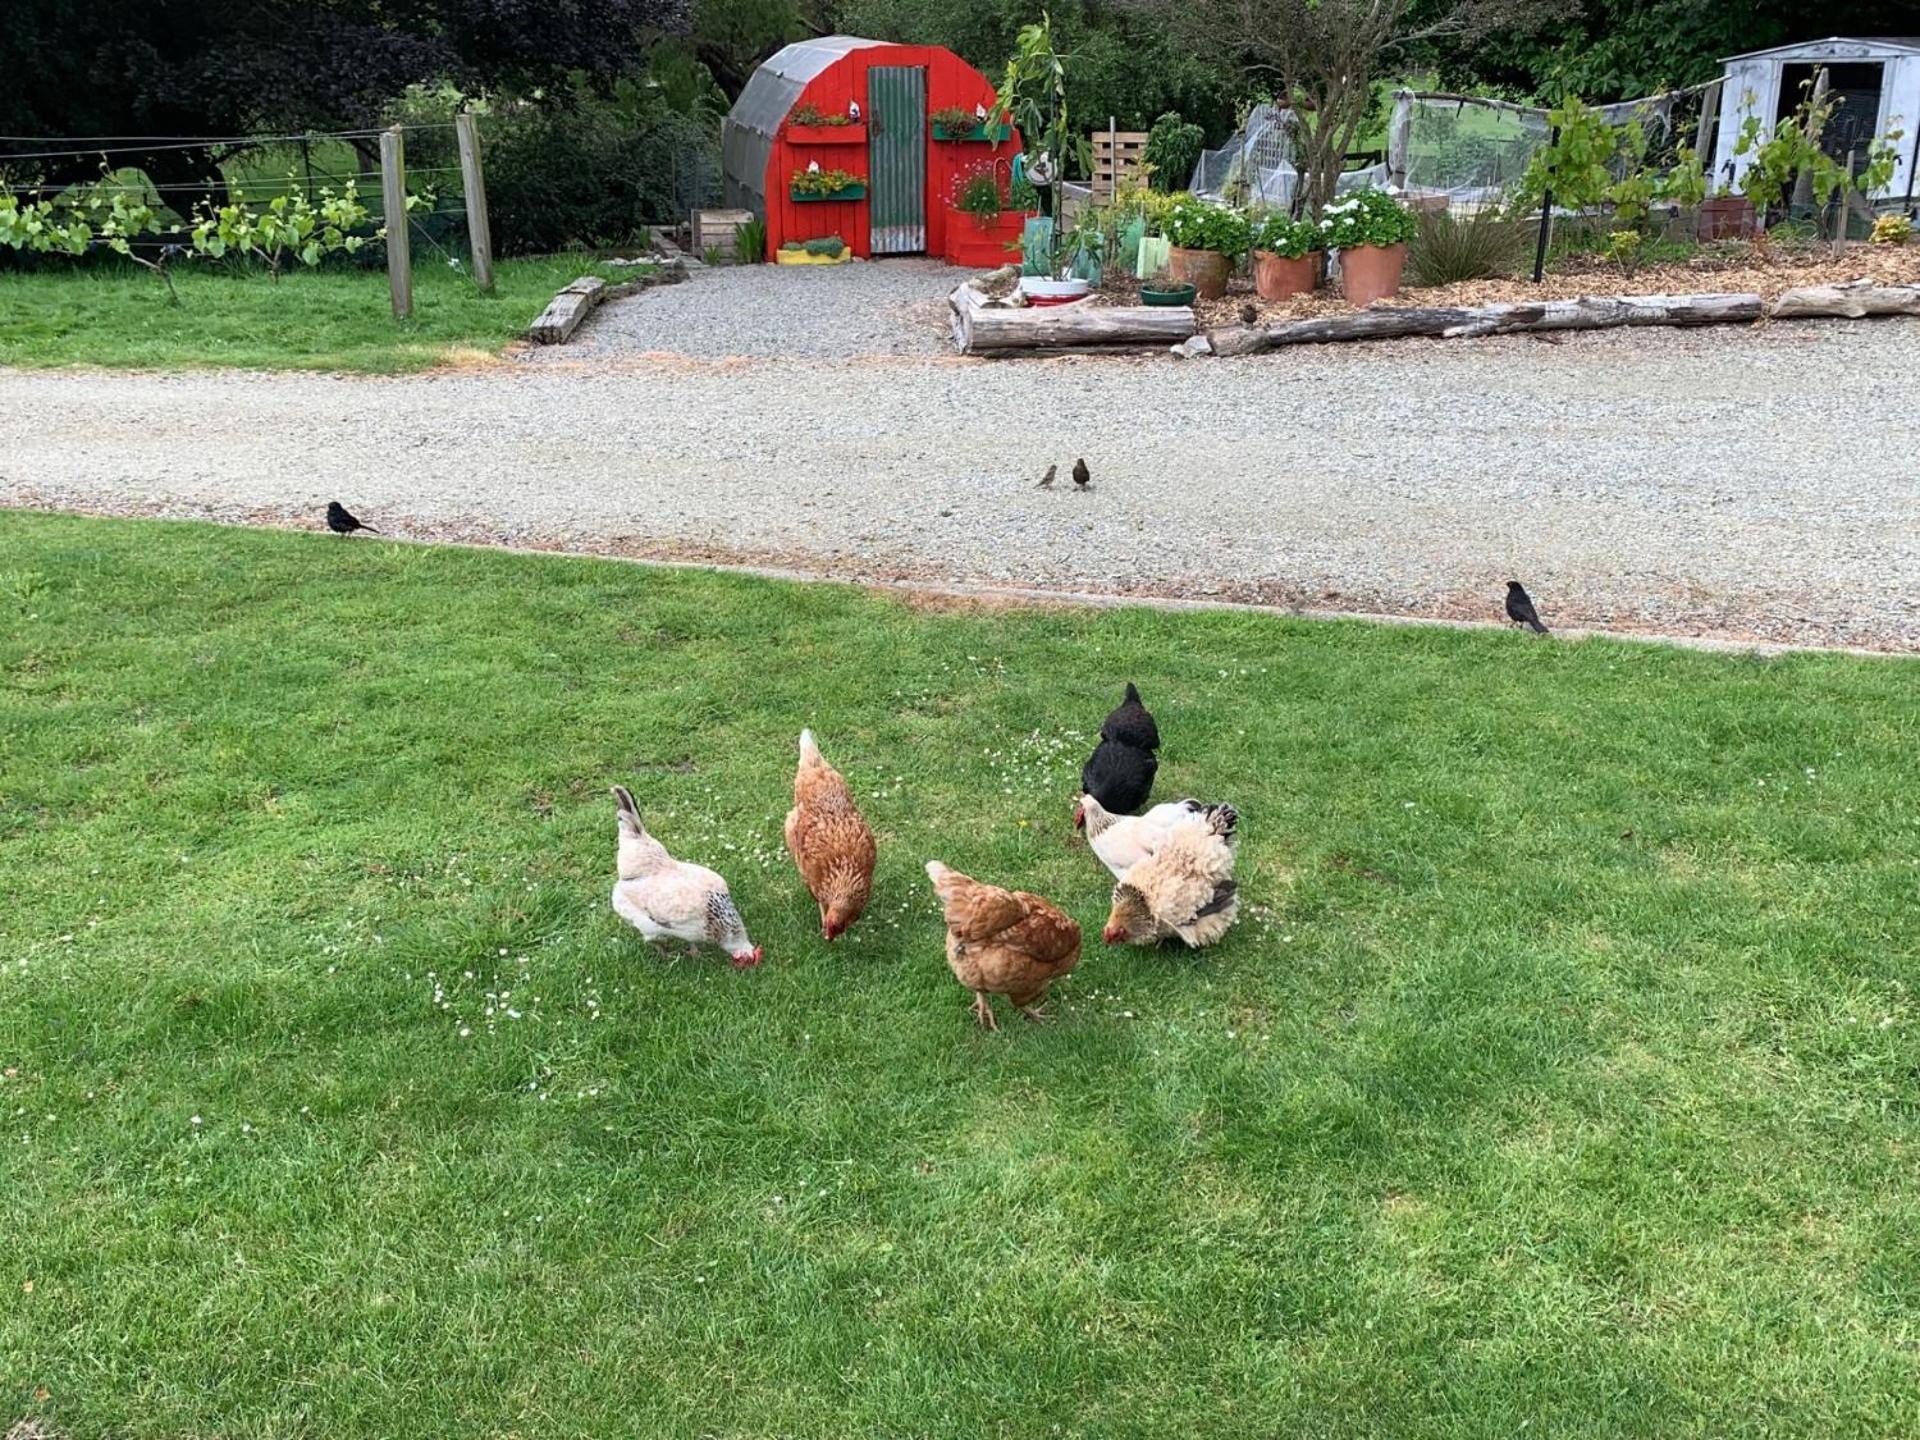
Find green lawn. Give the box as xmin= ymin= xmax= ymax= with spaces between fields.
xmin=0 ymin=256 xmax=630 ymax=373
xmin=3 ymin=512 xmax=1917 ymax=1439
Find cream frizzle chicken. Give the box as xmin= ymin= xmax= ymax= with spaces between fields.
xmin=609 ymin=786 xmax=762 ymax=967
xmin=1101 ymin=809 xmax=1239 ymax=950
xmin=785 ymin=728 xmax=877 ymax=941
xmin=1075 ymin=794 xmax=1237 ymax=881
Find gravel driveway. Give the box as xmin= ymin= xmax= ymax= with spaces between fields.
xmin=4 ymin=264 xmax=1918 ymax=652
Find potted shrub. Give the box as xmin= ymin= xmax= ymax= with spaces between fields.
xmin=945 ymin=167 xmax=1030 ymax=268
xmin=1318 ymin=189 xmax=1417 ymax=305
xmin=790 ymin=166 xmax=867 ymax=203
xmin=775 ymin=234 xmax=852 ymax=265
xmin=932 ymin=105 xmax=1008 ymax=142
xmin=785 ymin=101 xmax=864 ymax=144
xmin=1161 ymin=193 xmax=1251 ymax=300
xmin=1249 ymin=211 xmax=1322 ymax=300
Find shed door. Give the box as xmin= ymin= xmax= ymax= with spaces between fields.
xmin=868 ymin=65 xmax=927 ymax=254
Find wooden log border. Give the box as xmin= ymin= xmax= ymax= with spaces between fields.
xmin=946 ymin=279 xmax=1920 ymax=358
xmin=528 ymin=261 xmax=690 ymax=346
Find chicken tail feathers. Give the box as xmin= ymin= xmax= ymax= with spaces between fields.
xmin=611 ymin=785 xmax=646 ymax=837
xmin=1203 ymin=803 xmax=1238 ymax=840
xmin=1124 ymin=681 xmax=1141 ymax=704
xmin=1193 ymin=878 xmax=1238 ymax=920
xmin=799 ymin=727 xmax=821 ymax=765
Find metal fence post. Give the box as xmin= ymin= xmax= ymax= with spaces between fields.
xmin=1532 ymin=125 xmax=1558 ymax=284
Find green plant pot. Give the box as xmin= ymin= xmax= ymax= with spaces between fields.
xmin=791 ymin=184 xmax=866 ymax=203
xmin=933 ymin=123 xmax=1007 ymax=143
xmin=1140 ymin=282 xmax=1196 ymax=307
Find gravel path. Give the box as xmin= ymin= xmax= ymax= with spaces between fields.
xmin=4 ymin=267 xmax=1918 ymax=652
xmin=530 ymin=258 xmax=966 ymax=360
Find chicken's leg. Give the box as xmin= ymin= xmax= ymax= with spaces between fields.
xmin=971 ymin=992 xmax=999 ymax=1030
xmin=1019 ymin=1002 xmax=1053 ymax=1024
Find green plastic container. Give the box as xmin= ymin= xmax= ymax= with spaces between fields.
xmin=1020 ymin=216 xmax=1055 ymax=276
xmin=1140 ymin=282 xmax=1197 ymax=307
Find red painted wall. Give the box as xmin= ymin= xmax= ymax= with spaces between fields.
xmin=763 ymin=43 xmax=1022 ymax=261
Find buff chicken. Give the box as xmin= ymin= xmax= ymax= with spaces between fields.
xmin=784 ymin=728 xmax=877 ymax=941
xmin=925 ymin=861 xmax=1082 ymax=1029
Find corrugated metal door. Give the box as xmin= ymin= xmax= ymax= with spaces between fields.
xmin=868 ymin=66 xmax=927 ymax=254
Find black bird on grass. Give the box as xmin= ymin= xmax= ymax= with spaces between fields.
xmin=326 ymin=501 xmax=378 ymax=536
xmin=1072 ymin=458 xmax=1091 ymax=490
xmin=1505 ymin=580 xmax=1549 ymax=634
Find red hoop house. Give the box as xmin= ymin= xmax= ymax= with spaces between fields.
xmin=721 ymin=37 xmax=1023 ymax=264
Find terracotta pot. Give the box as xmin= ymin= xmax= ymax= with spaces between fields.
xmin=1252 ymin=249 xmax=1319 ymax=301
xmin=1338 ymin=242 xmax=1406 ymax=306
xmin=1698 ymin=195 xmax=1756 ymax=240
xmin=1167 ymin=245 xmax=1231 ymax=300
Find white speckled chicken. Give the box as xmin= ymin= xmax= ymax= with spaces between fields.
xmin=1101 ymin=809 xmax=1239 ymax=950
xmin=609 ymin=786 xmax=761 ymax=967
xmin=1076 ymin=794 xmax=1237 ymax=881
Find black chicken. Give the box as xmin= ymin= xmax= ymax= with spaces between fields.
xmin=1099 ymin=681 xmax=1160 ymax=751
xmin=1080 ymin=739 xmax=1157 ymax=819
xmin=1079 ymin=681 xmax=1161 ymax=819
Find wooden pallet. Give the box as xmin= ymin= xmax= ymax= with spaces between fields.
xmin=1090 ymin=131 xmax=1149 ymax=203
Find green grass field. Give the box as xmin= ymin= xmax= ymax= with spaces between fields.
xmin=3 ymin=512 xmax=1917 ymax=1438
xmin=0 ymin=256 xmax=629 ymax=373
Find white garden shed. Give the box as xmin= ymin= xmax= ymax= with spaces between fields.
xmin=1711 ymin=36 xmax=1920 ymax=206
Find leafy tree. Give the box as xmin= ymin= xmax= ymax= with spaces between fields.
xmin=0 ymin=0 xmax=690 ymax=198
xmin=1415 ymin=0 xmax=1920 ymax=100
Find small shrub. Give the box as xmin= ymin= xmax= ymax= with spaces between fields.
xmin=1869 ymin=214 xmax=1912 ymax=246
xmin=791 ymin=168 xmax=863 ymax=196
xmin=1144 ymin=112 xmax=1206 ymax=193
xmin=1249 ymin=211 xmax=1321 ymax=259
xmin=789 ymin=102 xmax=851 ymax=128
xmin=954 ymin=170 xmax=1002 ymax=218
xmin=1317 ymin=189 xmax=1418 ymax=250
xmin=1161 ymin=193 xmax=1251 ymax=256
xmin=1406 ymin=205 xmax=1528 ymax=285
xmin=931 ymin=106 xmax=975 ymax=134
xmin=781 ymin=234 xmax=847 ymax=258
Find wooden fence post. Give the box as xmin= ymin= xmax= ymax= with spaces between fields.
xmin=454 ymin=112 xmax=494 ymax=293
xmin=380 ymin=124 xmax=412 ymax=319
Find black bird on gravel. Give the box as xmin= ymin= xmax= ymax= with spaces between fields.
xmin=1072 ymin=458 xmax=1091 ymax=490
xmin=326 ymin=501 xmax=378 ymax=535
xmin=1505 ymin=580 xmax=1549 ymax=634
xmin=1240 ymin=302 xmax=1259 ymax=326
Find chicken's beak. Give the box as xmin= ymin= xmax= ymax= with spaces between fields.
xmin=822 ymin=922 xmax=840 ymax=941
xmin=732 ymin=947 xmax=764 ymax=968
xmin=1102 ymin=924 xmax=1125 ymax=945
xmin=1073 ymin=803 xmax=1086 ymax=829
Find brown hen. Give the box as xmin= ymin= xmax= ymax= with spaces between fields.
xmin=785 ymin=728 xmax=877 ymax=941
xmin=924 ymin=861 xmax=1082 ymax=1029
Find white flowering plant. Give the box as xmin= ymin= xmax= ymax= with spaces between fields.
xmin=1317 ymin=189 xmax=1417 ymax=250
xmin=1249 ymin=211 xmax=1322 ymax=259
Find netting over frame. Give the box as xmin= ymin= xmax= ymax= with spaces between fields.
xmin=1186 ymin=90 xmax=1698 ymax=213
